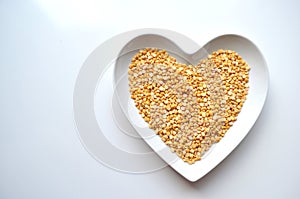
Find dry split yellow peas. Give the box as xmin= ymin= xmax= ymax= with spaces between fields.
xmin=128 ymin=48 xmax=250 ymax=164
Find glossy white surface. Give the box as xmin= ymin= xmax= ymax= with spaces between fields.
xmin=1 ymin=0 xmax=300 ymax=198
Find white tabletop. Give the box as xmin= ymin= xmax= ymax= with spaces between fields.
xmin=1 ymin=0 xmax=300 ymax=198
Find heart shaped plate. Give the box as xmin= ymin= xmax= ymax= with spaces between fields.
xmin=113 ymin=31 xmax=269 ymax=181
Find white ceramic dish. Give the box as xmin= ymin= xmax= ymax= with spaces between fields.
xmin=113 ymin=32 xmax=269 ymax=182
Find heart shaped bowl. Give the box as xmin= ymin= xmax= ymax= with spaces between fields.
xmin=113 ymin=31 xmax=269 ymax=182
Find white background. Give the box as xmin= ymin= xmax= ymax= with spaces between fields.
xmin=1 ymin=0 xmax=300 ymax=198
